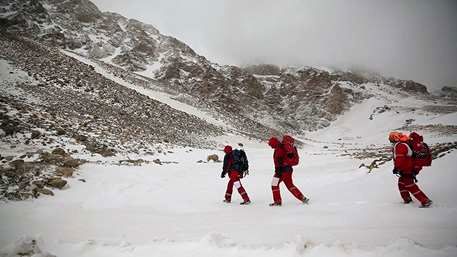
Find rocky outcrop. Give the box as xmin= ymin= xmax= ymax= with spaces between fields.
xmin=441 ymin=86 xmax=457 ymax=98
xmin=244 ymin=64 xmax=281 ymax=76
xmin=387 ymin=79 xmax=428 ymax=94
xmin=0 ymin=146 xmax=85 ymax=200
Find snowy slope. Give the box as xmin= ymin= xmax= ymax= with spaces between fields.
xmin=307 ymin=83 xmax=457 ymax=147
xmin=62 ymin=50 xmax=232 ymax=130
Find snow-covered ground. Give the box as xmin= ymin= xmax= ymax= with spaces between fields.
xmin=1 ymin=145 xmax=456 ymax=256
xmin=1 ymin=135 xmax=457 ymax=256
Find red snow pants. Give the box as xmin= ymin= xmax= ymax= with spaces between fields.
xmin=225 ymin=171 xmax=250 ymax=202
xmin=398 ymin=176 xmax=430 ymax=204
xmin=271 ymin=171 xmax=305 ymax=204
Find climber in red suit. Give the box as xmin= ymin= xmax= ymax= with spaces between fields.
xmin=220 ymin=145 xmax=251 ymax=205
xmin=389 ymin=132 xmax=432 ymax=208
xmin=268 ymin=137 xmax=308 ymax=206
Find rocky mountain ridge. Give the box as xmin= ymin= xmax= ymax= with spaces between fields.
xmin=0 ymin=0 xmax=432 ymax=135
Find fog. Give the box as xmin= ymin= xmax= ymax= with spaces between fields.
xmin=93 ymin=0 xmax=457 ymax=90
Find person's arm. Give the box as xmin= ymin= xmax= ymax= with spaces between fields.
xmin=221 ymin=154 xmax=231 ymax=178
xmin=273 ymin=149 xmax=284 ymax=175
xmin=394 ymin=143 xmax=413 ymax=175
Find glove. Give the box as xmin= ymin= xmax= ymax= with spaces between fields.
xmin=274 ymin=168 xmax=282 ymax=176
xmin=392 ymin=168 xmax=399 ymax=175
xmin=220 ymin=171 xmax=226 ymax=178
xmin=412 ymin=172 xmax=418 ymax=183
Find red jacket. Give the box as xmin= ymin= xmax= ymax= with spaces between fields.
xmin=393 ymin=142 xmax=413 ymax=175
xmin=273 ymin=146 xmax=285 ymax=170
xmin=274 ymin=146 xmax=294 ymax=172
xmin=269 ymin=137 xmax=292 ymax=173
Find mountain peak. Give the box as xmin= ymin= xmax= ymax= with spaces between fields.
xmin=0 ymin=0 xmax=433 ymax=135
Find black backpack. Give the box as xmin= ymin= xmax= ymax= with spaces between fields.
xmin=232 ymin=149 xmax=249 ymax=177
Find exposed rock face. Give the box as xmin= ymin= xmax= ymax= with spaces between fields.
xmin=441 ymin=86 xmax=457 ymax=98
xmin=325 ymin=85 xmax=348 ymax=115
xmin=244 ymin=64 xmax=281 ymax=76
xmin=387 ymin=79 xmax=428 ymax=94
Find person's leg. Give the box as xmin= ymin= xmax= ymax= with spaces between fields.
xmin=403 ymin=177 xmax=430 ymax=205
xmin=224 ymin=175 xmax=234 ymax=202
xmin=282 ymin=172 xmax=306 ymax=202
xmin=230 ymin=171 xmax=250 ymax=202
xmin=398 ymin=177 xmax=412 ymax=203
xmin=271 ymin=174 xmax=282 ymax=205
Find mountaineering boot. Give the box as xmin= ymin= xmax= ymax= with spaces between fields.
xmin=302 ymin=197 xmax=310 ymax=204
xmin=404 ymin=198 xmax=413 ymax=204
xmin=223 ymin=199 xmax=231 ymax=203
xmin=420 ymin=200 xmax=432 ymax=208
xmin=269 ymin=202 xmax=281 ymax=206
xmin=240 ymin=200 xmax=251 ymax=205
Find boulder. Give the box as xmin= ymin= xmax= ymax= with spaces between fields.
xmin=56 ymin=167 xmax=74 ymax=177
xmin=85 ymin=143 xmax=116 ymax=157
xmin=74 ymin=134 xmax=88 ymax=142
xmin=63 ymin=158 xmax=82 ymax=168
xmin=207 ymin=154 xmax=220 ymax=162
xmin=56 ymin=128 xmax=66 ymax=135
xmin=46 ymin=178 xmax=67 ymax=189
xmin=31 ymin=130 xmax=41 ymax=139
xmin=11 ymin=159 xmax=25 ymax=170
xmin=32 ymin=180 xmax=45 ymax=188
xmin=51 ymin=148 xmax=67 ymax=156
xmin=40 ymin=152 xmax=66 ymax=165
xmin=37 ymin=188 xmax=54 ymax=196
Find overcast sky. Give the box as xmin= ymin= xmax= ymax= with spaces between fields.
xmin=92 ymin=0 xmax=457 ymax=90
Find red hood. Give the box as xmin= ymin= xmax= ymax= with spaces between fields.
xmin=409 ymin=132 xmax=423 ymax=143
xmin=224 ymin=145 xmax=233 ymax=154
xmin=282 ymin=135 xmax=294 ymax=145
xmin=268 ymin=137 xmax=280 ymax=149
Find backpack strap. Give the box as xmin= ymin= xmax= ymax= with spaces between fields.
xmin=394 ymin=142 xmax=412 ymax=158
